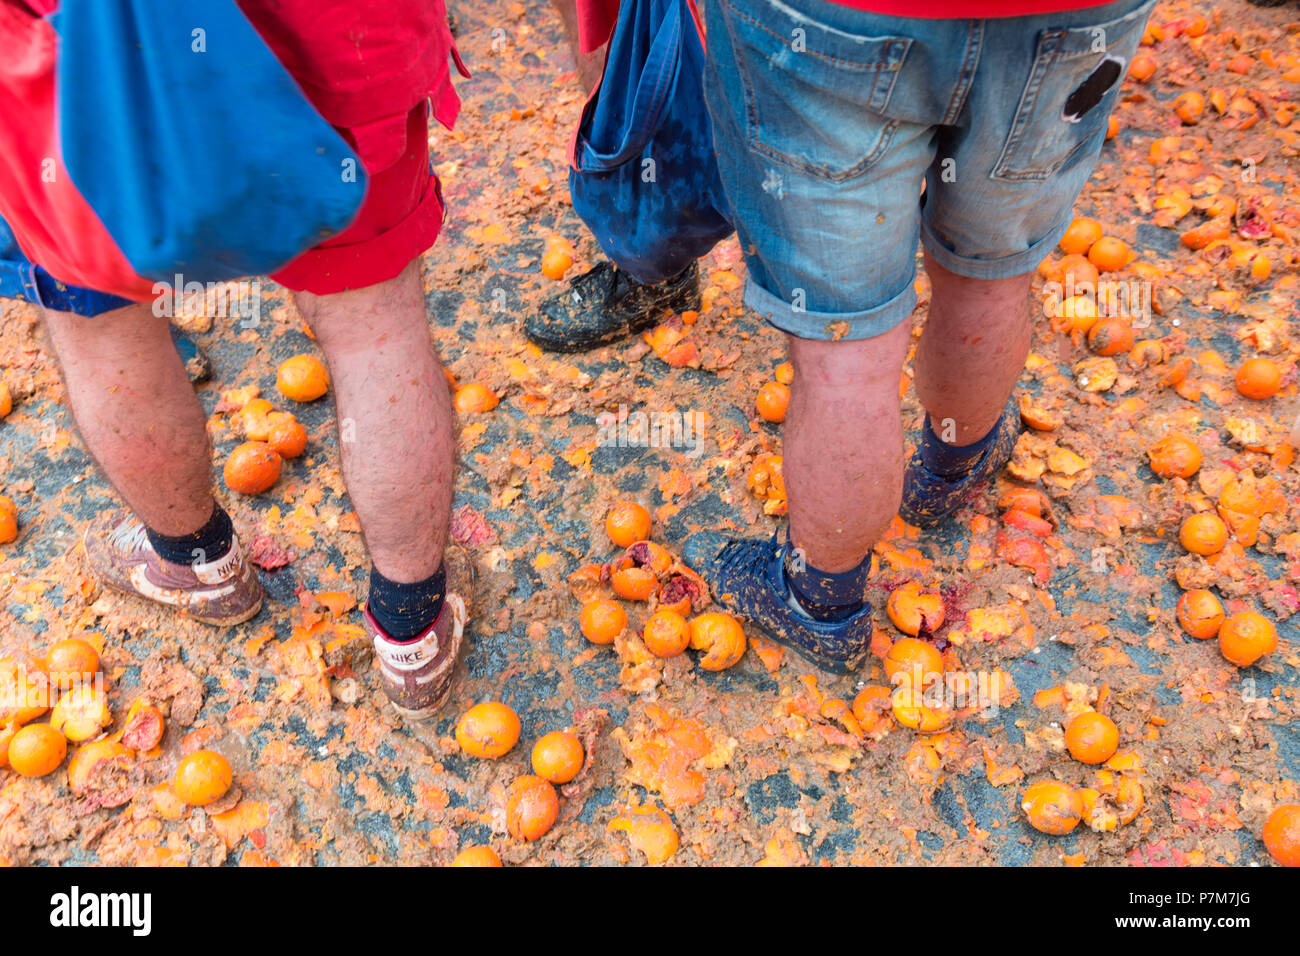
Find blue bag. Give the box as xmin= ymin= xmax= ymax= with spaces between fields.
xmin=568 ymin=0 xmax=733 ymax=286
xmin=52 ymin=0 xmax=367 ymax=283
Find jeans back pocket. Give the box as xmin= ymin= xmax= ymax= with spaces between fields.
xmin=716 ymin=0 xmax=911 ymax=182
xmin=992 ymin=0 xmax=1155 ymax=182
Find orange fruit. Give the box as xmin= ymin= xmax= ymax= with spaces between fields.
xmin=276 ymin=354 xmax=330 ymax=402
xmin=531 ymin=731 xmax=585 ymax=784
xmin=1218 ymin=612 xmax=1277 ymax=667
xmin=506 ymin=775 xmax=559 ymax=841
xmin=774 ymin=361 xmax=794 ymax=385
xmin=642 ymin=608 xmax=690 ymax=658
xmin=891 ymin=684 xmax=952 ymax=733
xmin=1177 ymin=589 xmax=1225 ymax=640
xmin=173 ymin=749 xmax=233 ymax=806
xmin=1179 ymin=512 xmax=1228 ymax=556
xmin=611 ymin=566 xmax=658 ymax=601
xmin=120 ymin=697 xmax=166 ymax=752
xmin=267 ymin=414 xmax=307 ymax=459
xmin=453 ymin=383 xmax=499 ymax=414
xmin=605 ymin=500 xmax=651 ymax=548
xmin=1174 ymin=90 xmax=1205 ymax=124
xmin=223 ymin=441 xmax=282 ymax=494
xmin=0 ymin=656 xmax=51 ymax=726
xmin=0 ymin=495 xmax=18 ymax=544
xmin=1262 ymin=804 xmax=1300 ymax=867
xmin=883 ymin=637 xmax=943 ymax=687
xmin=67 ymin=739 xmax=134 ymax=797
xmin=239 ymin=398 xmax=275 ymax=440
xmin=50 ymin=685 xmax=112 ymax=742
xmin=1057 ymin=253 xmax=1100 ymax=291
xmin=0 ymin=379 xmax=11 ymax=419
xmin=755 ymin=382 xmax=790 ymax=423
xmin=1106 ymin=115 xmax=1120 ymax=140
xmin=6 ymin=723 xmax=67 ymax=777
xmin=1021 ymin=781 xmax=1083 ymax=835
xmin=1064 ymin=711 xmax=1119 ymax=764
xmin=1087 ymin=236 xmax=1130 ymax=272
xmin=1087 ymin=317 xmax=1134 ymax=356
xmin=1147 ymin=435 xmax=1202 ymax=479
xmin=579 ymin=598 xmax=626 ymax=645
xmin=451 ymin=846 xmax=502 ymax=867
xmin=541 ymin=250 xmax=573 ymax=280
xmin=1059 ymin=217 xmax=1103 ymax=255
xmin=886 ymin=582 xmax=945 ymax=636
xmin=0 ymin=724 xmax=14 ymax=769
xmin=851 ymin=685 xmax=893 ymax=735
xmin=46 ymin=638 xmax=99 ymax=688
xmin=455 ymin=701 xmax=521 ymax=759
xmin=1128 ymin=53 xmax=1156 ymax=82
xmin=1234 ymin=357 xmax=1282 ymax=400
xmin=687 ymin=611 xmax=746 ymax=671
xmin=1054 ymin=295 xmax=1098 ymax=334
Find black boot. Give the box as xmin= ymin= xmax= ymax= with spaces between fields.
xmin=525 ymin=259 xmax=700 ymax=353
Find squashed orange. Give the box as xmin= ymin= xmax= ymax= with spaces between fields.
xmin=1177 ymin=589 xmax=1225 ymax=640
xmin=1022 ymin=781 xmax=1082 ymax=835
xmin=506 ymin=775 xmax=559 ymax=841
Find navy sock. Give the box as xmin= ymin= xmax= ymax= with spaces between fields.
xmin=146 ymin=503 xmax=234 ymax=566
xmin=919 ymin=412 xmax=1000 ymax=478
xmin=368 ymin=565 xmax=446 ymax=642
xmin=784 ymin=551 xmax=871 ymax=622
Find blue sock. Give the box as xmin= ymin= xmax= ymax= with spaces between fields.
xmin=919 ymin=412 xmax=1001 ymax=478
xmin=146 ymin=503 xmax=234 ymax=566
xmin=784 ymin=551 xmax=871 ymax=622
xmin=368 ymin=565 xmax=446 ymax=642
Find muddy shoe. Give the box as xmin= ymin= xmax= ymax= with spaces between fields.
xmin=365 ymin=546 xmax=474 ymax=721
xmin=525 ymin=259 xmax=700 ymax=353
xmin=899 ymin=397 xmax=1022 ymax=528
xmin=82 ymin=511 xmax=262 ymax=626
xmin=682 ymin=531 xmax=873 ymax=674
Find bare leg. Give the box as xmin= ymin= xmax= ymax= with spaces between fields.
xmin=913 ymin=253 xmax=1033 ymax=446
xmin=293 ymin=260 xmax=452 ymax=584
xmin=41 ymin=302 xmax=215 ymax=536
xmin=550 ymin=0 xmax=606 ymax=93
xmin=784 ymin=321 xmax=912 ymax=573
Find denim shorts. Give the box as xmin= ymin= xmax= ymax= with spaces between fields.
xmin=702 ymin=0 xmax=1157 ymax=340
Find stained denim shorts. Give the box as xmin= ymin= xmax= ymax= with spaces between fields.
xmin=702 ymin=0 xmax=1156 ymax=340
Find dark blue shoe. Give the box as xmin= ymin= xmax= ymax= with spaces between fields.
xmin=899 ymin=397 xmax=1022 ymax=527
xmin=681 ymin=531 xmax=873 ymax=674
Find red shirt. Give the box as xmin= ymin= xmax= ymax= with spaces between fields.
xmin=0 ymin=0 xmax=464 ymax=298
xmin=575 ymin=0 xmax=1115 ymax=53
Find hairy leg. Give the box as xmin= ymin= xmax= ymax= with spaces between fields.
xmin=913 ymin=252 xmax=1033 ymax=446
xmin=293 ymin=259 xmax=452 ymax=583
xmin=784 ymin=321 xmax=912 ymax=573
xmin=41 ymin=301 xmax=215 ymax=536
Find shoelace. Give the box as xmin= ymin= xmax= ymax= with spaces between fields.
xmin=716 ymin=531 xmax=783 ymax=578
xmin=106 ymin=519 xmax=150 ymax=554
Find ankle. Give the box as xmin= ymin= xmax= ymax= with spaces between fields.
xmin=783 ymin=549 xmax=871 ymax=622
xmin=919 ymin=412 xmax=1000 ymax=477
xmin=146 ymin=503 xmax=234 ymax=566
xmin=367 ymin=565 xmax=446 ymax=642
